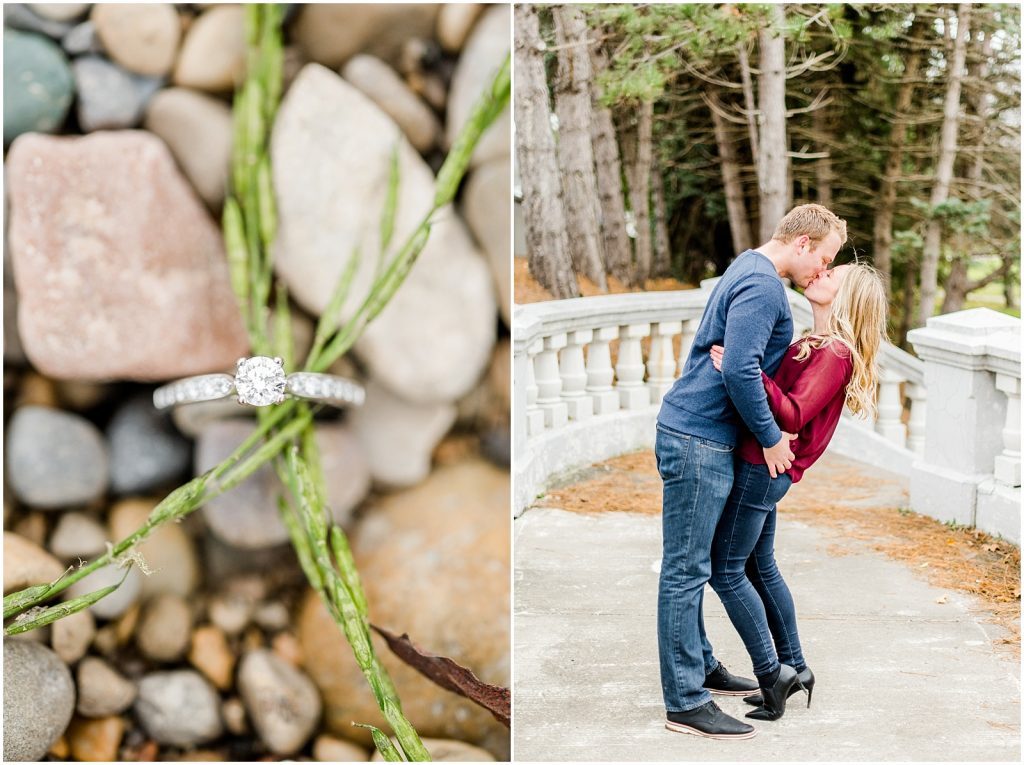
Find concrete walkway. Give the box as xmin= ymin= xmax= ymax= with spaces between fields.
xmin=513 ymin=454 xmax=1020 ymax=762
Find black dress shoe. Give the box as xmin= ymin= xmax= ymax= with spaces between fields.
xmin=743 ymin=666 xmax=814 ymax=708
xmin=703 ymin=663 xmax=759 ymax=696
xmin=745 ymin=663 xmax=807 ymax=721
xmin=666 ymin=700 xmax=756 ymax=739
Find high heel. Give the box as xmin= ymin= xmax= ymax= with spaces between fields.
xmin=744 ymin=666 xmax=814 ymax=708
xmin=745 ymin=664 xmax=805 ymax=721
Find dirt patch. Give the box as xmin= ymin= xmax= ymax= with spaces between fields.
xmin=533 ymin=450 xmax=1021 ymax=656
xmin=514 ymin=257 xmax=692 ymax=304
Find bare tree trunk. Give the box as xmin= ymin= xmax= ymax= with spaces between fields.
xmin=757 ymin=4 xmax=790 ymax=242
xmin=589 ymin=42 xmax=633 ymax=285
xmin=872 ymin=21 xmax=924 ymax=300
xmin=552 ymin=5 xmax=607 ymax=291
xmin=813 ymin=103 xmax=833 ymax=208
xmin=650 ymin=166 xmax=671 ymax=277
xmin=709 ymin=94 xmax=752 ymax=254
xmin=514 ymin=4 xmax=579 ymax=299
xmin=736 ymin=38 xmax=759 ymax=168
xmin=898 ymin=260 xmax=917 ymax=347
xmin=621 ymin=100 xmax=654 ymax=283
xmin=918 ymin=4 xmax=970 ymax=326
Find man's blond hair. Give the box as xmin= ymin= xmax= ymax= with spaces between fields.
xmin=772 ymin=203 xmax=847 ymax=246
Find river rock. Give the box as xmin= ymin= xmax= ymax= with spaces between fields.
xmin=292 ymin=4 xmax=439 ymax=69
xmin=348 ymin=380 xmax=456 ymax=489
xmin=136 ymin=594 xmax=192 ymax=662
xmin=6 ymin=131 xmax=249 ymax=380
xmin=64 ymin=560 xmax=142 ymax=620
xmin=4 ymin=5 xmax=75 ymax=39
xmin=314 ymin=734 xmax=369 ymax=762
xmin=298 ymin=459 xmax=510 ymax=759
xmin=30 ymin=4 xmax=89 ymax=22
xmin=66 ymin=715 xmax=125 ymax=763
xmin=172 ymin=5 xmax=245 ymax=92
xmin=238 ymin=648 xmax=321 ymax=756
xmin=3 ymin=532 xmax=64 ymax=594
xmin=3 ymin=640 xmax=76 ymax=762
xmin=51 ymin=609 xmax=95 ymax=664
xmin=195 ymin=418 xmax=370 ymax=549
xmin=272 ymin=64 xmax=496 ymax=404
xmin=61 ymin=20 xmax=103 ymax=55
xmin=72 ymin=55 xmax=161 ymax=132
xmin=76 ymin=656 xmax=137 ymax=717
xmin=91 ymin=3 xmax=180 ymax=77
xmin=371 ymin=737 xmax=496 ymax=762
xmin=108 ymin=497 xmax=200 ymax=598
xmin=342 ymin=54 xmax=440 ymax=153
xmin=463 ymin=158 xmax=511 ymax=324
xmin=144 ymin=87 xmax=232 ymax=210
xmin=3 ymin=29 xmax=73 ymax=145
xmin=437 ymin=4 xmax=483 ymax=53
xmin=446 ymin=4 xmax=509 ymax=169
xmin=189 ymin=625 xmax=235 ymax=690
xmin=49 ymin=512 xmax=108 ymax=561
xmin=135 ymin=670 xmax=223 ymax=747
xmin=5 ymin=406 xmax=109 ymax=509
xmin=107 ymin=395 xmax=191 ymax=494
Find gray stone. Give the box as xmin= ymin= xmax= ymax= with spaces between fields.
xmin=437 ymin=4 xmax=484 ymax=53
xmin=445 ymin=4 xmax=509 ymax=169
xmin=4 ymin=4 xmax=75 ymax=38
xmin=3 ymin=29 xmax=73 ymax=145
xmin=144 ymin=87 xmax=232 ymax=210
xmin=29 ymin=4 xmax=89 ymax=23
xmin=64 ymin=560 xmax=141 ymax=620
xmin=292 ymin=3 xmax=439 ymax=69
xmin=72 ymin=55 xmax=162 ymax=132
xmin=6 ymin=131 xmax=249 ymax=381
xmin=342 ymin=54 xmax=440 ymax=153
xmin=195 ymin=418 xmax=370 ymax=549
xmin=49 ymin=512 xmax=108 ymax=561
xmin=50 ymin=608 xmax=95 ymax=665
xmin=107 ymin=394 xmax=191 ymax=494
xmin=172 ymin=5 xmax=245 ymax=93
xmin=349 ymin=380 xmax=456 ymax=489
xmin=76 ymin=656 xmax=137 ymax=717
xmin=3 ymin=640 xmax=76 ymax=761
xmin=238 ymin=648 xmax=321 ymax=756
xmin=5 ymin=406 xmax=109 ymax=509
xmin=463 ymin=158 xmax=511 ymax=324
xmin=135 ymin=670 xmax=223 ymax=747
xmin=136 ymin=593 xmax=192 ymax=662
xmin=91 ymin=3 xmax=180 ymax=77
xmin=272 ymin=65 xmax=496 ymax=404
xmin=61 ymin=20 xmax=103 ymax=55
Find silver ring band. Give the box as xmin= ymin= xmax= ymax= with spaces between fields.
xmin=153 ymin=356 xmax=365 ymax=410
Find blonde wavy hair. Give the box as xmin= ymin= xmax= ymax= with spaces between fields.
xmin=794 ymin=264 xmax=888 ymax=419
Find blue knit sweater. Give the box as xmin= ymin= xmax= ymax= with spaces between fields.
xmin=657 ymin=250 xmax=793 ymax=448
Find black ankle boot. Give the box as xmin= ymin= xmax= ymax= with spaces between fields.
xmin=744 ymin=666 xmax=814 ymax=708
xmin=745 ymin=664 xmax=806 ymax=721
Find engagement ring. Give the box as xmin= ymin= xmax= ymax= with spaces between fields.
xmin=153 ymin=356 xmax=365 ymax=410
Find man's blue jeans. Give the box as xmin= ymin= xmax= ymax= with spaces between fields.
xmin=655 ymin=423 xmax=735 ymax=712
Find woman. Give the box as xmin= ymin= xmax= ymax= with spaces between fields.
xmin=706 ymin=262 xmax=888 ymax=722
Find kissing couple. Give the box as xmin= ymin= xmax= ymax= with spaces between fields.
xmin=654 ymin=204 xmax=888 ymax=739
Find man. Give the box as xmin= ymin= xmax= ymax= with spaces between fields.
xmin=655 ymin=204 xmax=846 ymax=739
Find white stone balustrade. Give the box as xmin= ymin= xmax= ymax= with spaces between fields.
xmin=560 ymin=330 xmax=593 ymax=422
xmin=585 ymin=326 xmax=619 ymax=415
xmin=535 ymin=333 xmax=568 ymax=429
xmin=648 ymin=321 xmax=682 ymax=403
xmin=617 ymin=323 xmax=651 ymax=410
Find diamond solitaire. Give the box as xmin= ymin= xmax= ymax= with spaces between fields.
xmin=235 ymin=356 xmax=287 ymax=406
xmin=153 ymin=356 xmax=365 ymax=410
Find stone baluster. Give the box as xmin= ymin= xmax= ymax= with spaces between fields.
xmin=676 ymin=319 xmax=695 ymax=376
xmin=906 ymin=382 xmax=926 ymax=455
xmin=560 ymin=329 xmax=593 ymax=422
xmin=993 ymin=373 xmax=1021 ymax=487
xmin=585 ymin=326 xmax=619 ymax=415
xmin=535 ymin=333 xmax=568 ymax=429
xmin=648 ymin=321 xmax=681 ymax=403
xmin=525 ymin=339 xmax=546 ymax=436
xmin=874 ymin=369 xmax=906 ymax=448
xmin=617 ymin=323 xmax=651 ymax=410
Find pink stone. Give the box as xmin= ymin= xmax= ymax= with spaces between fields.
xmin=6 ymin=131 xmax=249 ymax=381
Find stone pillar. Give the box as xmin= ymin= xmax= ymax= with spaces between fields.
xmin=585 ymin=326 xmax=619 ymax=415
xmin=676 ymin=319 xmax=696 ymax=376
xmin=907 ymin=308 xmax=1020 ymax=532
xmin=647 ymin=321 xmax=681 ymax=403
xmin=560 ymin=329 xmax=594 ymax=422
xmin=535 ymin=333 xmax=568 ymax=429
xmin=525 ymin=339 xmax=546 ymax=437
xmin=874 ymin=369 xmax=906 ymax=448
xmin=993 ymin=373 xmax=1021 ymax=487
xmin=617 ymin=323 xmax=651 ymax=410
xmin=906 ymin=382 xmax=926 ymax=456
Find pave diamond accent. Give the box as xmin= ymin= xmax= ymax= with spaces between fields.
xmin=287 ymin=373 xmax=366 ymax=406
xmin=153 ymin=374 xmax=234 ymax=409
xmin=235 ymin=356 xmax=287 ymax=406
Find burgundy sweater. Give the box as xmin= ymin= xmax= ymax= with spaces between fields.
xmin=737 ymin=339 xmax=854 ymax=483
